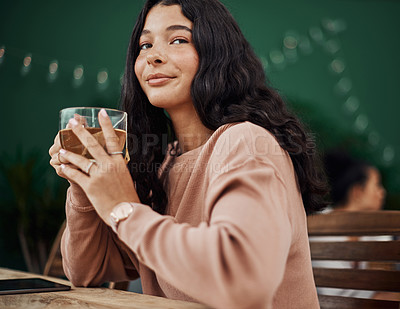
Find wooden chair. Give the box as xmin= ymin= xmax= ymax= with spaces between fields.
xmin=43 ymin=220 xmax=130 ymax=290
xmin=307 ymin=211 xmax=400 ymax=309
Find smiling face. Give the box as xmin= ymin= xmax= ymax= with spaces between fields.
xmin=134 ymin=4 xmax=199 ymax=112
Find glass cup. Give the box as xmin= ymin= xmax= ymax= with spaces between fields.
xmin=59 ymin=107 xmax=129 ymax=163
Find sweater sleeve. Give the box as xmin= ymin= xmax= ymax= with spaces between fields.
xmin=61 ymin=184 xmax=139 ymax=286
xmin=116 ymin=157 xmax=293 ymax=309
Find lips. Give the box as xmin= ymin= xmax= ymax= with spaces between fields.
xmin=146 ymin=73 xmax=175 ymax=85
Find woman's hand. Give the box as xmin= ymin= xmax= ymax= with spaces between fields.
xmin=49 ymin=128 xmax=78 ymax=183
xmin=57 ymin=109 xmax=140 ymax=223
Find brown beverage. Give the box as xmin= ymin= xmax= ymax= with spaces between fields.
xmin=59 ymin=128 xmax=128 ymax=162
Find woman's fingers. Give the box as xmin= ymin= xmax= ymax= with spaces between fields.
xmin=69 ymin=118 xmax=108 ymax=160
xmin=49 ymin=133 xmax=61 ymax=157
xmin=60 ymin=163 xmax=90 ymax=186
xmin=98 ymin=109 xmax=123 ymax=154
xmin=58 ymin=149 xmax=97 ymax=175
xmin=49 ymin=134 xmax=67 ymax=166
xmin=73 ymin=113 xmax=89 ymax=127
xmin=49 ymin=144 xmax=58 ymax=158
xmin=55 ymin=163 xmax=79 ymax=179
xmin=57 ymin=149 xmax=92 ymax=186
xmin=49 ymin=132 xmax=82 ymax=185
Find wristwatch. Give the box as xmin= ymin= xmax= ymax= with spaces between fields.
xmin=109 ymin=202 xmax=134 ymax=233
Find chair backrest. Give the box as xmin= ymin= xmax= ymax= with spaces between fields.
xmin=43 ymin=220 xmax=130 ymax=290
xmin=307 ymin=211 xmax=400 ymax=309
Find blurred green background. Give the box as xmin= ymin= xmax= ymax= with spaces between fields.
xmin=1 ymin=0 xmax=399 ymax=272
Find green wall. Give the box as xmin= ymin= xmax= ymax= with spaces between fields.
xmin=1 ymin=0 xmax=400 ymax=267
xmin=1 ymin=0 xmax=399 ymax=163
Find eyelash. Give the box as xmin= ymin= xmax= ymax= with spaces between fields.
xmin=139 ymin=38 xmax=189 ymax=50
xmin=171 ymin=38 xmax=188 ymax=45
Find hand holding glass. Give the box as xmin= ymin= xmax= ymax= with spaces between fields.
xmin=59 ymin=107 xmax=129 ymax=163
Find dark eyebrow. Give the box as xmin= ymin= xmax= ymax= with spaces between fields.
xmin=141 ymin=24 xmax=192 ymax=36
xmin=166 ymin=25 xmax=192 ymax=33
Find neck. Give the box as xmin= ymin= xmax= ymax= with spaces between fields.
xmin=166 ymin=105 xmax=214 ymax=154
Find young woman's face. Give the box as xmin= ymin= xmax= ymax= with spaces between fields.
xmin=134 ymin=4 xmax=199 ymax=111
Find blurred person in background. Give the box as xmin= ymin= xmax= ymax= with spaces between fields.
xmin=312 ymin=150 xmax=393 ymax=299
xmin=324 ymin=150 xmax=386 ymax=212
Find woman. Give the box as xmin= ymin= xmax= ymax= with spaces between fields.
xmin=49 ymin=0 xmax=327 ymax=308
xmin=324 ymin=150 xmax=386 ymax=211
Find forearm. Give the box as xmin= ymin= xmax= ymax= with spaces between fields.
xmin=61 ymin=185 xmax=138 ymax=286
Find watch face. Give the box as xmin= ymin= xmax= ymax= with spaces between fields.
xmin=112 ymin=203 xmax=133 ymax=223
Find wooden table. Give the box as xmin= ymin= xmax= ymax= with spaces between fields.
xmin=0 ymin=268 xmax=210 ymax=308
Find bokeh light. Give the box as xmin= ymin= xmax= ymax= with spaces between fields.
xmin=97 ymin=69 xmax=109 ymax=91
xmin=49 ymin=61 xmax=58 ymax=74
xmin=269 ymin=50 xmax=285 ymax=69
xmin=73 ymin=65 xmax=84 ymax=80
xmin=335 ymin=77 xmax=352 ymax=95
xmin=298 ymin=36 xmax=313 ymax=54
xmin=47 ymin=60 xmax=58 ymax=82
xmin=321 ymin=18 xmax=336 ymax=33
xmin=97 ymin=70 xmax=108 ymax=84
xmin=72 ymin=65 xmax=84 ymax=88
xmin=354 ymin=114 xmax=369 ymax=133
xmin=344 ymin=96 xmax=359 ymax=114
xmin=324 ymin=39 xmax=340 ymax=54
xmin=309 ymin=27 xmax=324 ymax=43
xmin=21 ymin=54 xmax=32 ymax=76
xmin=383 ymin=146 xmax=395 ymax=164
xmin=321 ymin=18 xmax=347 ymax=34
xmin=330 ymin=59 xmax=346 ymax=74
xmin=23 ymin=55 xmax=32 ymax=67
xmin=283 ymin=32 xmax=298 ymax=63
xmin=368 ymin=131 xmax=380 ymax=147
xmin=283 ymin=35 xmax=298 ymax=50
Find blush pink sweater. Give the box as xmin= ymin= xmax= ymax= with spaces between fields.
xmin=61 ymin=122 xmax=320 ymax=309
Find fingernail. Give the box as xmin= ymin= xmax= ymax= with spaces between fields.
xmin=69 ymin=119 xmax=78 ymax=127
xmin=60 ymin=164 xmax=66 ymax=169
xmin=59 ymin=149 xmax=66 ymax=155
xmin=100 ymin=109 xmax=108 ymax=118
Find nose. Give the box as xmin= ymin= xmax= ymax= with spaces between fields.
xmin=146 ymin=49 xmax=166 ymax=65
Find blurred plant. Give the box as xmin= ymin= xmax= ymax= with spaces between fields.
xmin=0 ymin=147 xmax=67 ymax=273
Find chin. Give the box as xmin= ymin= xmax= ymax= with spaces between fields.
xmin=146 ymin=94 xmax=175 ymax=107
xmin=147 ymin=97 xmax=189 ymax=111
xmin=147 ymin=99 xmax=172 ymax=109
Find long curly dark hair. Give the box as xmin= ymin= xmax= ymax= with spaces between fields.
xmin=120 ymin=0 xmax=328 ymax=215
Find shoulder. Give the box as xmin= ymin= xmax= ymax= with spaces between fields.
xmin=200 ymin=122 xmax=292 ymax=180
xmin=219 ymin=121 xmax=275 ymax=140
xmin=210 ymin=121 xmax=286 ymax=163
